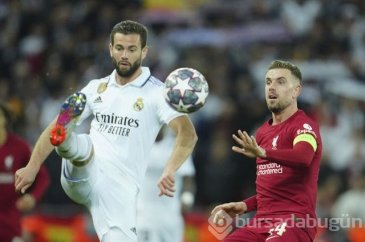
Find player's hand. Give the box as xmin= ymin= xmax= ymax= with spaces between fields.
xmin=157 ymin=170 xmax=176 ymax=197
xmin=232 ymin=130 xmax=266 ymax=158
xmin=15 ymin=164 xmax=40 ymax=194
xmin=210 ymin=202 xmax=247 ymax=225
xmin=16 ymin=193 xmax=36 ymax=212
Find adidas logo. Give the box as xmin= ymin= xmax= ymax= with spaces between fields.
xmin=93 ymin=96 xmax=102 ymax=103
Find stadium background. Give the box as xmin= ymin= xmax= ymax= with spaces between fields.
xmin=1 ymin=0 xmax=365 ymax=241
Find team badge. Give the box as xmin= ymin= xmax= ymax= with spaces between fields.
xmin=133 ymin=98 xmax=144 ymax=111
xmin=97 ymin=83 xmax=107 ymax=94
xmin=272 ymin=135 xmax=279 ymax=150
xmin=4 ymin=156 xmax=14 ymax=170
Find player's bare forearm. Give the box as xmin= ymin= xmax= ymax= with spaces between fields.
xmin=15 ymin=118 xmax=56 ymax=193
xmin=165 ymin=116 xmax=197 ymax=173
xmin=28 ymin=118 xmax=57 ymax=169
xmin=158 ymin=116 xmax=197 ymax=197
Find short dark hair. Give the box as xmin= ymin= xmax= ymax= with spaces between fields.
xmin=110 ymin=20 xmax=148 ymax=48
xmin=268 ymin=60 xmax=302 ymax=83
xmin=0 ymin=103 xmax=13 ymax=131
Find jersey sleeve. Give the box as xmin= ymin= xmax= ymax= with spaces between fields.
xmin=76 ymin=80 xmax=98 ymax=125
xmin=265 ymin=142 xmax=315 ymax=167
xmin=155 ymin=86 xmax=186 ymax=125
xmin=265 ymin=121 xmax=320 ymax=167
xmin=291 ymin=121 xmax=320 ymax=152
xmin=18 ymin=136 xmax=50 ymax=202
xmin=29 ymin=165 xmax=50 ymax=202
xmin=243 ymin=195 xmax=257 ymax=212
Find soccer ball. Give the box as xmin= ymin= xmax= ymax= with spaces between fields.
xmin=164 ymin=67 xmax=209 ymax=113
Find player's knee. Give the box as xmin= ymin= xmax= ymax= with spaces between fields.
xmin=60 ymin=173 xmax=91 ymax=205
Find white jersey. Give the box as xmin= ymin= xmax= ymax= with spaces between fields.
xmin=137 ymin=130 xmax=195 ymax=242
xmin=78 ymin=67 xmax=184 ymax=187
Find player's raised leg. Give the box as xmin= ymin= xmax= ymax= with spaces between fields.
xmin=51 ymin=92 xmax=96 ymax=204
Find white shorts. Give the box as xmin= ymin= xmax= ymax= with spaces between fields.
xmin=137 ymin=216 xmax=184 ymax=242
xmin=60 ymin=155 xmax=139 ymax=241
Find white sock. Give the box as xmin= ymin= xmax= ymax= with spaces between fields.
xmin=63 ymin=154 xmax=95 ymax=180
xmin=56 ymin=133 xmax=92 ymax=162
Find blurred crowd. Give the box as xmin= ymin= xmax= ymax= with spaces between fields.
xmin=1 ymin=0 xmax=365 ymax=241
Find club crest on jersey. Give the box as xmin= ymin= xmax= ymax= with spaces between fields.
xmin=133 ymin=98 xmax=144 ymax=111
xmin=97 ymin=82 xmax=108 ymax=94
xmin=272 ymin=135 xmax=279 ymax=150
xmin=4 ymin=155 xmax=14 ymax=170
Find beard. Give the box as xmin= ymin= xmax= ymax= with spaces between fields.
xmin=268 ymin=105 xmax=284 ymax=114
xmin=111 ymin=57 xmax=141 ymax=78
xmin=267 ymin=100 xmax=289 ymax=114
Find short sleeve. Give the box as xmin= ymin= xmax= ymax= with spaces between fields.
xmin=75 ymin=81 xmax=96 ymax=125
xmin=291 ymin=121 xmax=320 ymax=151
xmin=155 ymin=86 xmax=186 ymax=125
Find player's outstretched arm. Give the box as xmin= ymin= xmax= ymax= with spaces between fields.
xmin=232 ymin=130 xmax=317 ymax=167
xmin=158 ymin=115 xmax=197 ymax=197
xmin=15 ymin=118 xmax=56 ymax=194
xmin=211 ymin=201 xmax=247 ymax=225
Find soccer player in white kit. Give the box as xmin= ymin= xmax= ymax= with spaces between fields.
xmin=137 ymin=127 xmax=195 ymax=242
xmin=14 ymin=20 xmax=197 ymax=242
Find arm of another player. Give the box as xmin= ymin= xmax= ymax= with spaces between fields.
xmin=211 ymin=201 xmax=247 ymax=225
xmin=16 ymin=164 xmax=50 ymax=212
xmin=232 ymin=130 xmax=317 ymax=167
xmin=15 ymin=118 xmax=56 ymax=194
xmin=158 ymin=115 xmax=197 ymax=197
xmin=210 ymin=195 xmax=257 ymax=225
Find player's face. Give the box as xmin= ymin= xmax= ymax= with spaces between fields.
xmin=109 ymin=33 xmax=147 ymax=78
xmin=265 ymin=68 xmax=301 ymax=114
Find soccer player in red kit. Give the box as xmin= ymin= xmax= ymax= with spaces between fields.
xmin=211 ymin=60 xmax=322 ymax=242
xmin=0 ymin=103 xmax=50 ymax=242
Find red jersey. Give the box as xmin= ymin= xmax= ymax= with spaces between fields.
xmin=244 ymin=110 xmax=322 ymax=239
xmin=0 ymin=134 xmax=50 ymax=242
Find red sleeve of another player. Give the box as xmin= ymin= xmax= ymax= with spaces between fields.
xmin=265 ymin=141 xmax=315 ymax=167
xmin=29 ymin=165 xmax=50 ymax=202
xmin=243 ymin=195 xmax=257 ymax=212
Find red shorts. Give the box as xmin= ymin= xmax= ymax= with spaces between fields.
xmin=223 ymin=222 xmax=312 ymax=242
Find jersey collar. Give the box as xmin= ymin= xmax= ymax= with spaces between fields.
xmin=109 ymin=67 xmax=151 ymax=87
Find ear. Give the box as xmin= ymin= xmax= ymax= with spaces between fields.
xmin=293 ymin=84 xmax=301 ymax=99
xmin=109 ymin=43 xmax=113 ymax=57
xmin=141 ymin=46 xmax=148 ymax=60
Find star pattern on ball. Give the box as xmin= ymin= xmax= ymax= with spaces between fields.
xmin=194 ymin=89 xmax=208 ymax=106
xmin=173 ymin=77 xmax=194 ymax=97
xmin=164 ymin=68 xmax=209 ymax=113
xmin=176 ymin=99 xmax=192 ymax=113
